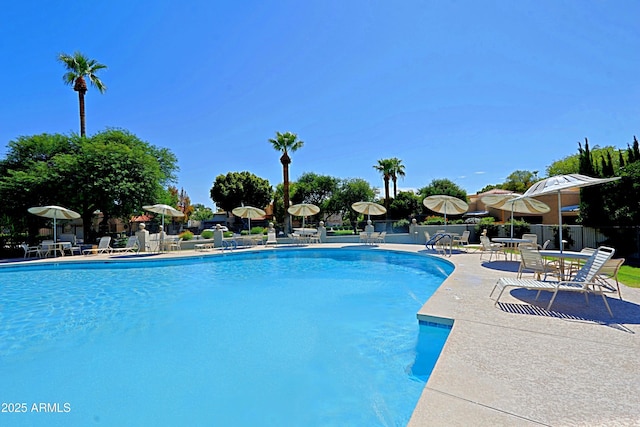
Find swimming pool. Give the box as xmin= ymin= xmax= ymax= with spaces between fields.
xmin=0 ymin=248 xmax=453 ymax=426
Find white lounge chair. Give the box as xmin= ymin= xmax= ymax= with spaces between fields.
xmin=490 ymin=246 xmax=616 ymax=317
xmin=111 ymin=236 xmax=140 ymax=253
xmin=83 ymin=236 xmax=112 ymax=255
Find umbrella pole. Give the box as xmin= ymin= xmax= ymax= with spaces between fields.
xmin=53 ymin=216 xmax=57 ymax=258
xmin=557 ymin=191 xmax=563 ymax=252
xmin=510 ymin=206 xmax=514 ymax=239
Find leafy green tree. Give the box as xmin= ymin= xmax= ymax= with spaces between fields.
xmin=210 ymin=171 xmax=273 ymax=213
xmin=191 ymin=204 xmax=215 ymax=221
xmin=502 ymin=170 xmax=539 ymax=193
xmin=389 ymin=157 xmax=406 ymax=198
xmin=268 ymin=131 xmax=304 ymax=232
xmin=0 ymin=129 xmax=178 ymax=242
xmin=58 ymin=51 xmax=107 ymax=137
xmin=417 ymin=179 xmax=467 ymax=215
xmin=388 ymin=191 xmax=420 ymax=220
xmin=291 ymin=172 xmax=339 ymax=218
xmin=327 ymin=178 xmax=375 ymax=227
xmin=373 ymin=158 xmax=394 ymax=209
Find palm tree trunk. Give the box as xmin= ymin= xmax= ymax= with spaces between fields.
xmin=384 ymin=176 xmax=390 ymax=209
xmin=281 ymin=152 xmax=291 ymax=232
xmin=392 ymin=176 xmax=398 ymax=198
xmin=78 ymin=91 xmax=86 ymax=137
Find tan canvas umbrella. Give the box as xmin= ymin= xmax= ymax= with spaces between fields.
xmin=422 ymin=195 xmax=468 ymax=228
xmin=523 ymin=174 xmax=620 ymax=251
xmin=481 ymin=193 xmax=550 ymax=238
xmin=143 ymin=204 xmax=184 ymax=250
xmin=351 ymin=201 xmax=387 ymax=221
xmin=143 ymin=204 xmax=184 ymax=230
xmin=288 ymin=203 xmax=320 ymax=229
xmin=28 ymin=205 xmax=81 ymax=256
xmin=232 ymin=206 xmax=266 ymax=235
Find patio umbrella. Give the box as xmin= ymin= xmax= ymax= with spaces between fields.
xmin=481 ymin=193 xmax=550 ymax=238
xmin=351 ymin=201 xmax=387 ymax=221
xmin=422 ymin=195 xmax=469 ymax=228
xmin=142 ymin=203 xmax=184 ymax=242
xmin=288 ymin=203 xmax=320 ymax=229
xmin=522 ymin=174 xmax=620 ymax=251
xmin=232 ymin=206 xmax=266 ymax=235
xmin=28 ymin=205 xmax=80 ymax=256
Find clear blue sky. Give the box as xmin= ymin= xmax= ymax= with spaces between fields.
xmin=2 ymin=1 xmax=639 ymax=208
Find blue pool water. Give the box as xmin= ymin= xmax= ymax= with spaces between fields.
xmin=0 ymin=249 xmax=453 ymax=426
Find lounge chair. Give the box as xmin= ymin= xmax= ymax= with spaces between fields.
xmin=490 ymin=246 xmax=616 ymax=317
xmin=308 ymin=231 xmax=321 ymax=244
xmin=83 ymin=236 xmax=112 ymax=255
xmin=479 ymin=235 xmax=507 ymax=261
xmin=111 ymin=236 xmax=140 ymax=254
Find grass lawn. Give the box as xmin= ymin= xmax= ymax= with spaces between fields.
xmin=619 ymin=265 xmax=640 ymax=288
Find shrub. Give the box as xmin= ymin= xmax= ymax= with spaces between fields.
xmin=201 ymin=229 xmax=214 ymax=239
xmin=179 ymin=230 xmax=194 ymax=241
xmin=474 ymin=217 xmax=500 ymax=237
xmin=392 ymin=219 xmax=410 ymax=232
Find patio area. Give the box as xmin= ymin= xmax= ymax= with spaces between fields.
xmin=1 ymin=243 xmax=639 ymax=425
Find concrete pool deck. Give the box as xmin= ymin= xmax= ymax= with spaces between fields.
xmin=3 ymin=243 xmax=639 ymax=426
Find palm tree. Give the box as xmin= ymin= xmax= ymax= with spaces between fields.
xmin=58 ymin=51 xmax=107 ymax=137
xmin=373 ymin=158 xmax=394 ymax=209
xmin=390 ymin=157 xmax=406 ymax=198
xmin=269 ymin=131 xmax=304 ymax=232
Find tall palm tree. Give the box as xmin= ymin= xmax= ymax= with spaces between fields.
xmin=269 ymin=131 xmax=304 ymax=232
xmin=390 ymin=157 xmax=406 ymax=198
xmin=373 ymin=158 xmax=394 ymax=209
xmin=58 ymin=51 xmax=107 ymax=137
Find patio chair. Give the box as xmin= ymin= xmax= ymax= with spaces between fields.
xmin=373 ymin=231 xmax=386 ymax=244
xmin=21 ymin=243 xmax=40 ymax=258
xmin=308 ymin=231 xmax=321 ymax=244
xmin=595 ymin=258 xmax=625 ymax=300
xmin=38 ymin=240 xmax=61 ymax=258
xmin=453 ymin=230 xmax=470 ymax=251
xmin=517 ymin=246 xmax=560 ymax=280
xmin=490 ymin=246 xmax=616 ymax=317
xmin=83 ymin=236 xmax=112 ymax=255
xmin=522 ymin=233 xmax=538 ymax=246
xmin=111 ymin=236 xmax=140 ymax=254
xmin=479 ymin=235 xmax=507 ymax=261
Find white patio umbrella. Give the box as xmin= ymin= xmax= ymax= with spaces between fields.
xmin=142 ymin=204 xmax=184 ymax=230
xmin=288 ymin=203 xmax=320 ymax=229
xmin=28 ymin=205 xmax=81 ymax=256
xmin=523 ymin=174 xmax=620 ymax=251
xmin=232 ymin=206 xmax=266 ymax=235
xmin=351 ymin=201 xmax=387 ymax=221
xmin=481 ymin=193 xmax=550 ymax=238
xmin=422 ymin=195 xmax=469 ymax=228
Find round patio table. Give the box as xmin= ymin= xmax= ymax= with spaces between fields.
xmin=491 ymin=237 xmax=532 ymax=260
xmin=538 ymin=249 xmax=593 ymax=280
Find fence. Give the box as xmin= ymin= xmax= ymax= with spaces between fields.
xmin=409 ymin=223 xmax=640 ymax=266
